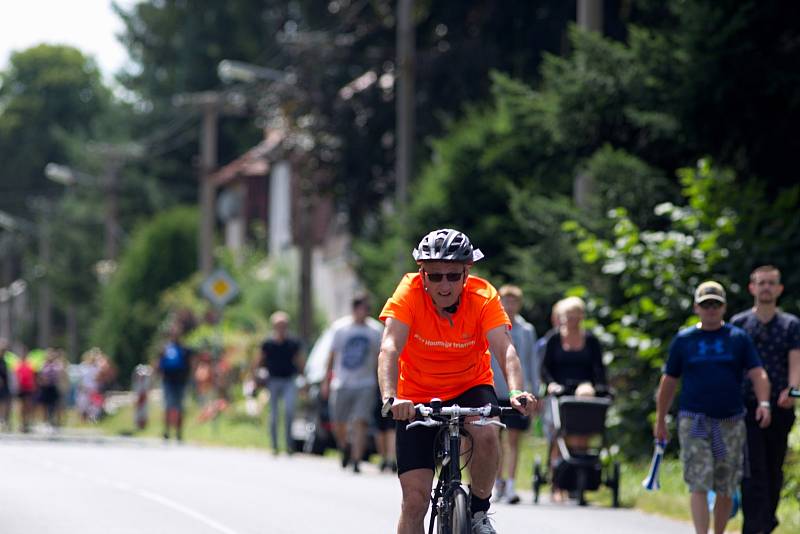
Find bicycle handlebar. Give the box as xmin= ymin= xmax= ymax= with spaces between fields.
xmin=414 ymin=402 xmax=514 ymax=419
xmin=381 ymin=396 xmax=526 ymax=422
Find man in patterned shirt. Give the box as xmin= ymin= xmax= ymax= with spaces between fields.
xmin=732 ymin=265 xmax=800 ymax=534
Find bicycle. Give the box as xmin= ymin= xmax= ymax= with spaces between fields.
xmin=384 ymin=397 xmax=519 ymax=534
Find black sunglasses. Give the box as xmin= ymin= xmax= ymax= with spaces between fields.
xmin=424 ymin=270 xmax=464 ymax=283
xmin=698 ymin=300 xmax=723 ymax=309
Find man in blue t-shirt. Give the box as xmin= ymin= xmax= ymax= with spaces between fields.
xmin=158 ymin=322 xmax=193 ymax=441
xmin=731 ymin=265 xmax=800 ymax=534
xmin=654 ymin=281 xmax=771 ymax=534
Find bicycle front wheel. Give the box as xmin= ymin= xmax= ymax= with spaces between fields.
xmin=450 ymin=488 xmax=470 ymax=534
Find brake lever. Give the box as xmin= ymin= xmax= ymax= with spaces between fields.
xmin=469 ymin=417 xmax=506 ymax=429
xmin=406 ymin=417 xmax=441 ymax=429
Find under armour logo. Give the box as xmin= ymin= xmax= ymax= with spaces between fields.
xmin=697 ymin=340 xmax=725 ymax=355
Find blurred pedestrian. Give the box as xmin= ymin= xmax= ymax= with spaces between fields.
xmin=158 ymin=323 xmax=193 ymax=441
xmin=258 ymin=310 xmax=303 ymax=454
xmin=731 ymin=265 xmax=800 ymax=534
xmin=537 ymin=301 xmax=562 ymax=444
xmin=323 ymin=293 xmax=383 ymax=473
xmin=491 ymin=284 xmax=537 ymax=504
xmin=654 ymin=281 xmax=771 ymax=534
xmin=0 ymin=338 xmax=12 ymax=431
xmin=77 ymin=348 xmax=101 ymax=421
xmin=373 ymin=386 xmax=396 ymax=473
xmin=15 ymin=347 xmax=36 ymax=433
xmin=541 ymin=296 xmax=607 ymax=397
xmin=133 ymin=364 xmax=153 ymax=431
xmin=540 ymin=296 xmax=607 ymax=501
xmin=38 ymin=348 xmax=64 ymax=427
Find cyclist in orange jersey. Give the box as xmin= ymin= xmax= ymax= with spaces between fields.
xmin=379 ymin=228 xmax=537 ymax=534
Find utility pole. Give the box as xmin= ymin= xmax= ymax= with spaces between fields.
xmin=35 ymin=202 xmax=51 ymax=348
xmin=574 ymin=0 xmax=603 ymax=209
xmin=100 ymin=157 xmax=123 ymax=261
xmin=577 ymin=0 xmax=604 ymax=32
xmin=396 ymin=0 xmax=415 ymax=272
xmin=174 ymin=91 xmax=239 ymax=276
xmin=298 ymin=175 xmax=314 ymax=345
xmin=200 ymin=96 xmax=219 ymax=276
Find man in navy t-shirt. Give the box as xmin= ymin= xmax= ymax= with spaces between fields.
xmin=654 ymin=281 xmax=771 ymax=534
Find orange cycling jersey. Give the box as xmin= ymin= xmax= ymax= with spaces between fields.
xmin=380 ymin=273 xmax=510 ymax=403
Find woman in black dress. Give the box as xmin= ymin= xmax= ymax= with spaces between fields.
xmin=541 ymin=296 xmax=607 ymax=501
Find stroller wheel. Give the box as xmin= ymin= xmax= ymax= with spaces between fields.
xmin=610 ymin=461 xmax=621 ymax=508
xmin=533 ymin=458 xmax=543 ymax=504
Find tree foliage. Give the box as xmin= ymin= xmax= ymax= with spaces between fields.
xmin=565 ymin=160 xmax=739 ymax=453
xmin=0 ymin=45 xmax=111 ymax=217
xmin=92 ymin=206 xmax=198 ymax=382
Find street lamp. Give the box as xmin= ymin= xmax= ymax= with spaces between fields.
xmin=45 ymin=161 xmax=121 ymax=262
xmin=217 ymin=60 xmax=295 ymax=85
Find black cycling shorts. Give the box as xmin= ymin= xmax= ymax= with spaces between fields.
xmin=395 ymin=385 xmax=498 ymax=476
xmin=498 ymin=398 xmax=530 ymax=431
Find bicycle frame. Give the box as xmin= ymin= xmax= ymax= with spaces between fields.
xmin=406 ymin=400 xmax=509 ymax=534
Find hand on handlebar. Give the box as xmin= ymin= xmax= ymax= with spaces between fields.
xmin=510 ymin=392 xmax=536 ymax=415
xmin=385 ymin=397 xmax=416 ymax=421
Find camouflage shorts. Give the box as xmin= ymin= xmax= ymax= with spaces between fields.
xmin=678 ymin=416 xmax=745 ymax=495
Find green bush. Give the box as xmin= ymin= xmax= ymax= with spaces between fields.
xmin=566 ymin=159 xmax=737 ymax=456
xmin=92 ymin=206 xmax=197 ymax=384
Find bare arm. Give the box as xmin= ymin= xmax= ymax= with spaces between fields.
xmin=294 ymin=348 xmax=306 ymax=376
xmin=320 ymin=347 xmax=336 ymax=399
xmin=487 ymin=325 xmax=536 ymax=414
xmin=377 ymin=318 xmax=413 ymax=420
xmin=654 ymin=374 xmax=678 ymax=441
xmin=748 ymin=366 xmax=772 ymax=428
xmin=790 ymin=348 xmax=800 ymax=387
xmin=778 ymin=348 xmax=800 ymax=408
xmin=487 ymin=326 xmax=524 ymax=392
xmin=377 ymin=318 xmax=409 ymax=400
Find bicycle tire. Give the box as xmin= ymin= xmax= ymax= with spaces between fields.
xmin=450 ymin=488 xmax=470 ymax=534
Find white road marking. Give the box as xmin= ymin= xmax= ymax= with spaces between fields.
xmin=20 ymin=451 xmax=245 ymax=534
xmin=135 ymin=489 xmax=244 ymax=534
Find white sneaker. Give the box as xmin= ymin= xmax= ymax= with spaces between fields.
xmin=471 ymin=511 xmax=497 ymax=534
xmin=504 ymin=492 xmax=520 ymax=505
xmin=491 ymin=480 xmax=505 ymax=503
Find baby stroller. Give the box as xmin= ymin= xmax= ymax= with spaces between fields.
xmin=533 ymin=386 xmax=620 ymax=507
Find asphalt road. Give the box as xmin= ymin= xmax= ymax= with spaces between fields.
xmin=0 ymin=435 xmax=689 ymax=534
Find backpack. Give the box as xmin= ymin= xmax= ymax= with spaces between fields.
xmin=160 ymin=342 xmax=188 ymax=373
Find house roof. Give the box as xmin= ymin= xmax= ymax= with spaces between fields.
xmin=210 ymin=129 xmax=286 ymax=187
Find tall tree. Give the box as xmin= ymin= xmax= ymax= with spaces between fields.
xmin=0 ymin=45 xmax=111 ymax=218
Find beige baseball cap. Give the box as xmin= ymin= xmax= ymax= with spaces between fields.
xmin=694 ymin=281 xmax=726 ymax=304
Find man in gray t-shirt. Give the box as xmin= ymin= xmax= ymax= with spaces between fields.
xmin=323 ymin=294 xmax=383 ymax=473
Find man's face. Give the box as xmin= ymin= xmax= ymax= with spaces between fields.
xmin=353 ymin=301 xmax=370 ymax=321
xmin=694 ymin=300 xmax=726 ymax=325
xmin=501 ymin=295 xmax=521 ymax=317
xmin=420 ymin=261 xmax=468 ymax=310
xmin=749 ymin=270 xmax=783 ymax=305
